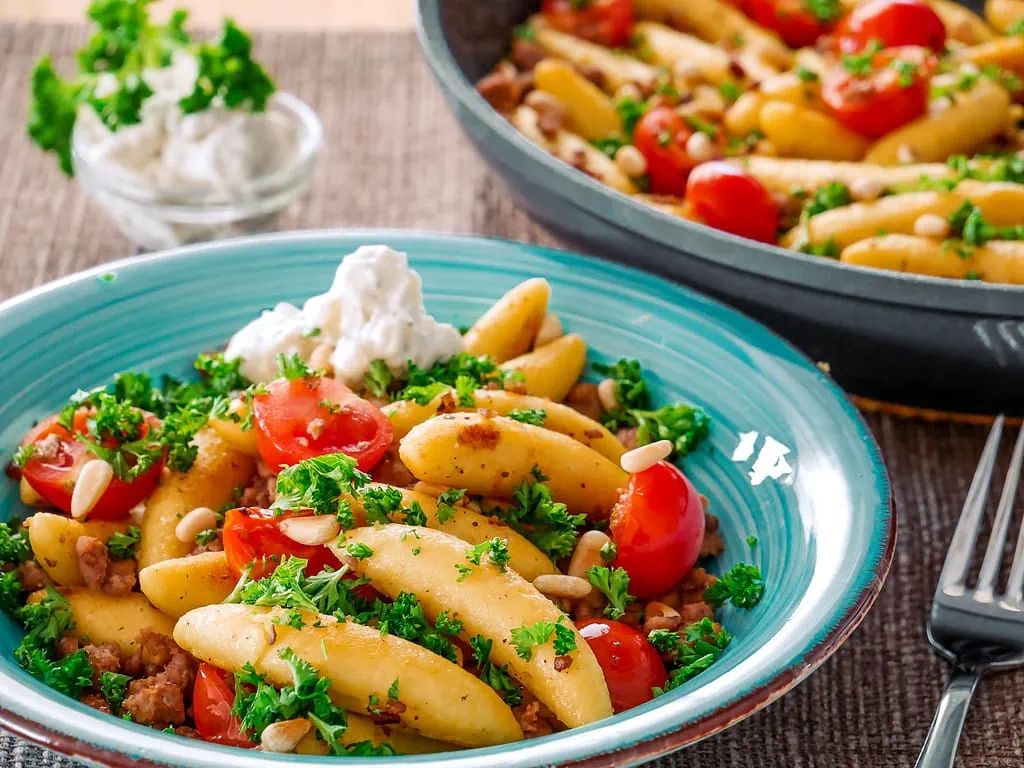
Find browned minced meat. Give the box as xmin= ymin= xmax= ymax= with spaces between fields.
xmin=477 ymin=70 xmax=530 ymax=113
xmin=122 ymin=630 xmax=197 ymax=727
xmin=57 ymin=635 xmax=80 ymax=658
xmin=616 ymin=427 xmax=639 ymax=451
xmin=679 ymin=601 xmax=715 ymax=625
xmin=456 ymin=422 xmax=501 ymax=450
xmin=566 ymin=382 xmax=602 ymax=422
xmin=514 ymin=695 xmax=559 ymax=738
xmin=371 ymin=445 xmax=417 ymax=488
xmin=679 ymin=566 xmax=717 ymax=606
xmin=239 ymin=462 xmax=277 ymax=508
xmin=700 ymin=513 xmax=725 ymax=558
xmin=369 ymin=699 xmax=407 ymax=726
xmin=18 ymin=560 xmax=52 ymax=591
xmin=80 ymin=692 xmax=112 ymax=715
xmin=191 ymin=534 xmax=224 ymax=556
xmin=123 ymin=676 xmax=188 ymax=726
xmin=74 ymin=536 xmax=136 ymax=596
xmin=83 ymin=643 xmax=123 ymax=682
xmin=553 ymin=655 xmax=573 ymax=672
xmin=510 ymin=38 xmax=546 ymax=71
xmin=436 ymin=391 xmax=458 ymax=414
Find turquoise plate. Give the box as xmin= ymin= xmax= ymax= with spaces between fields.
xmin=0 ymin=231 xmax=893 ymax=767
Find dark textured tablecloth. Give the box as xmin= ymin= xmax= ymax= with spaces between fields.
xmin=0 ymin=22 xmax=1022 ymax=768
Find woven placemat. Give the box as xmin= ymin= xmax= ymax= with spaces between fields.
xmin=1 ymin=22 xmax=1023 ymax=768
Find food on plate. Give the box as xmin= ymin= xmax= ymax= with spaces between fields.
xmin=478 ymin=0 xmax=1024 ymax=283
xmin=1 ymin=245 xmax=762 ymax=755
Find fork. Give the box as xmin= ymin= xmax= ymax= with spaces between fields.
xmin=917 ymin=415 xmax=1024 ymax=768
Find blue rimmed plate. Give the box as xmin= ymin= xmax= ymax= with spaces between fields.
xmin=0 ymin=231 xmax=893 ymax=767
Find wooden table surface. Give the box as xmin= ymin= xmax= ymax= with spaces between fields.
xmin=0 ymin=0 xmax=414 ymax=30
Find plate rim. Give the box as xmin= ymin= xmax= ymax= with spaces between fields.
xmin=414 ymin=0 xmax=1024 ymax=316
xmin=0 ymin=229 xmax=896 ymax=768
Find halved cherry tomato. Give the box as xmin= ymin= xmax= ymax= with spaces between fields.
xmin=745 ymin=0 xmax=838 ymax=47
xmin=633 ymin=107 xmax=699 ymax=197
xmin=19 ymin=409 xmax=165 ymax=521
xmin=576 ymin=619 xmax=667 ymax=711
xmin=836 ymin=0 xmax=946 ymax=54
xmin=822 ymin=47 xmax=934 ymax=137
xmin=222 ymin=507 xmax=343 ymax=579
xmin=252 ymin=375 xmax=392 ymax=473
xmin=540 ymin=0 xmax=635 ymax=48
xmin=610 ymin=460 xmax=705 ymax=600
xmin=685 ymin=162 xmax=779 ymax=243
xmin=193 ymin=662 xmax=254 ymax=748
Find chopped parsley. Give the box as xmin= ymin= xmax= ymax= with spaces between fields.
xmin=795 ymin=65 xmax=819 ymax=82
xmin=195 ymin=528 xmax=219 ymax=546
xmin=393 ymin=353 xmax=506 ymax=404
xmin=277 ymin=353 xmax=314 ymax=380
xmin=585 ymin=565 xmax=634 ymax=619
xmin=0 ymin=522 xmax=31 ymax=566
xmin=718 ymin=81 xmax=741 ymax=101
xmin=703 ymin=563 xmax=765 ymax=610
xmin=840 ymin=40 xmax=883 ymax=76
xmin=1009 ymin=18 xmax=1024 ymax=35
xmin=346 ymin=542 xmax=374 ymax=560
xmin=14 ymin=586 xmax=94 ymax=699
xmin=106 ymin=526 xmax=141 ymax=560
xmin=800 ymin=182 xmax=852 ymax=221
xmin=271 ymin=453 xmax=371 ymax=527
xmin=615 ymin=95 xmax=647 ymax=138
xmin=402 ymin=501 xmax=428 ymax=527
xmin=802 ymin=0 xmax=842 ymax=22
xmin=99 ymin=671 xmax=131 ymax=714
xmin=12 ymin=444 xmax=37 ymax=468
xmin=801 ymin=238 xmax=841 ymax=258
xmin=512 ymin=23 xmax=535 ymax=41
xmin=510 ymin=618 xmax=578 ymax=661
xmin=434 ymin=488 xmax=467 ymax=525
xmin=465 ymin=538 xmax=511 ymax=572
xmin=650 ymin=618 xmax=733 ymax=693
xmin=364 ymin=360 xmax=393 ymax=398
xmin=493 ymin=468 xmax=586 ymax=560
xmin=746 ymin=535 xmax=759 ymax=547
xmin=891 ymin=58 xmax=920 ymax=88
xmin=947 ymin=201 xmax=1024 ymax=247
xmin=507 ymin=408 xmax=546 ymax=426
xmin=591 ymin=136 xmax=629 ymax=158
xmin=683 ymin=115 xmax=718 ymax=139
xmin=373 ymin=592 xmax=459 ymax=663
xmin=470 ymin=635 xmax=522 ymax=706
xmin=599 ymin=540 xmax=618 ymax=563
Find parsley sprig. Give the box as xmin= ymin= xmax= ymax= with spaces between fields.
xmin=470 ymin=635 xmax=522 ymax=706
xmin=106 ymin=526 xmax=141 ymax=560
xmin=491 ymin=467 xmax=586 ymax=561
xmin=703 ymin=563 xmax=765 ymax=610
xmin=650 ymin=618 xmax=733 ymax=694
xmin=585 ymin=565 xmax=634 ymax=619
xmin=510 ymin=618 xmax=578 ymax=661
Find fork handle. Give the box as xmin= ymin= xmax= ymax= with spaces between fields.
xmin=915 ymin=667 xmax=982 ymax=768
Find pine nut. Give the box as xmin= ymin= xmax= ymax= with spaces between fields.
xmin=129 ymin=503 xmax=147 ymax=526
xmin=568 ymin=530 xmax=613 ymax=579
xmin=534 ymin=313 xmax=564 ymax=348
xmin=686 ymin=131 xmax=715 ymax=163
xmin=849 ymin=177 xmax=884 ymax=202
xmin=308 ymin=343 xmax=334 ymax=374
xmin=896 ymin=144 xmax=918 ymax=164
xmin=615 ymin=83 xmax=642 ymax=102
xmin=175 ymin=507 xmax=218 ymax=543
xmin=614 ymin=145 xmax=648 ymax=178
xmin=260 ymin=718 xmax=311 ymax=753
xmin=306 ymin=418 xmax=326 ymax=440
xmin=620 ymin=440 xmax=673 ymax=473
xmin=642 ymin=601 xmax=682 ymax=633
xmin=597 ymin=378 xmax=619 ymax=411
xmin=280 ymin=515 xmax=341 ymax=546
xmin=524 ymin=89 xmax=565 ymax=116
xmin=71 ymin=460 xmax=114 ymax=520
xmin=672 ymin=59 xmax=701 ymax=84
xmin=534 ymin=574 xmax=593 ymax=600
xmin=913 ymin=213 xmax=950 ymax=239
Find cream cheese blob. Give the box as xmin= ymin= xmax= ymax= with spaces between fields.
xmin=225 ymin=245 xmax=464 ymax=387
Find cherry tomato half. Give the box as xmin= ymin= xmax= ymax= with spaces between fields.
xmin=633 ymin=107 xmax=699 ymax=197
xmin=822 ymin=47 xmax=934 ymax=137
xmin=19 ymin=409 xmax=165 ymax=521
xmin=222 ymin=507 xmax=344 ymax=579
xmin=610 ymin=461 xmax=705 ymax=600
xmin=745 ymin=0 xmax=837 ymax=48
xmin=576 ymin=619 xmax=667 ymax=711
xmin=252 ymin=375 xmax=392 ymax=473
xmin=540 ymin=0 xmax=635 ymax=48
xmin=685 ymin=162 xmax=779 ymax=244
xmin=193 ymin=663 xmax=254 ymax=748
xmin=837 ymin=0 xmax=946 ymax=54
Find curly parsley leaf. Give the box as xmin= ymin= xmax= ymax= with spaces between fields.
xmin=495 ymin=468 xmax=586 ymax=561
xmin=507 ymin=408 xmax=546 ymax=426
xmin=651 ymin=618 xmax=733 ymax=694
xmin=100 ymin=671 xmax=132 ymax=714
xmin=470 ymin=635 xmax=522 ymax=706
xmin=703 ymin=563 xmax=765 ymax=610
xmin=105 ymin=526 xmax=141 ymax=561
xmin=435 ymin=488 xmax=467 ymax=525
xmin=465 ymin=538 xmax=511 ymax=571
xmin=393 ymin=353 xmax=505 ymax=403
xmin=0 ymin=523 xmax=31 ymax=567
xmin=585 ymin=565 xmax=634 ymax=619
xmin=271 ymin=453 xmax=371 ymax=522
xmin=364 ymin=360 xmax=393 ymax=398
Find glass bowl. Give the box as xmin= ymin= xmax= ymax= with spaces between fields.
xmin=72 ymin=92 xmax=323 ymax=252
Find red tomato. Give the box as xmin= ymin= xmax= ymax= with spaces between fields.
xmin=576 ymin=619 xmax=667 ymax=711
xmin=821 ymin=47 xmax=934 ymax=137
xmin=252 ymin=375 xmax=392 ymax=473
xmin=19 ymin=409 xmax=165 ymax=521
xmin=745 ymin=0 xmax=836 ymax=47
xmin=193 ymin=663 xmax=254 ymax=748
xmin=633 ymin=107 xmax=699 ymax=197
xmin=610 ymin=461 xmax=705 ymax=600
xmin=685 ymin=162 xmax=779 ymax=243
xmin=222 ymin=507 xmax=343 ymax=579
xmin=540 ymin=0 xmax=635 ymax=48
xmin=836 ymin=0 xmax=946 ymax=53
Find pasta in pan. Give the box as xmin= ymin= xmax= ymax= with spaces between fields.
xmin=477 ymin=0 xmax=1024 ymax=284
xmin=1 ymin=247 xmax=763 ymax=755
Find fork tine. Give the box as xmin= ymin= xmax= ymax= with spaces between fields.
xmin=998 ymin=428 xmax=1024 ymax=602
xmin=938 ymin=415 xmax=1005 ymax=590
xmin=975 ymin=425 xmax=1024 ymax=598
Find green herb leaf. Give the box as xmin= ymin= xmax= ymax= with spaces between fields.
xmin=507 ymin=408 xmax=547 ymax=426
xmin=470 ymin=635 xmax=522 ymax=706
xmin=364 ymin=360 xmax=393 ymax=398
xmin=585 ymin=565 xmax=634 ymax=619
xmin=106 ymin=526 xmax=141 ymax=560
xmin=703 ymin=563 xmax=765 ymax=610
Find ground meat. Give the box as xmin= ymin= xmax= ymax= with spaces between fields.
xmin=33 ymin=434 xmax=64 ymax=461
xmin=122 ymin=676 xmax=187 ymax=726
xmin=190 ymin=533 xmax=224 ymax=556
xmin=566 ymin=382 xmax=602 ymax=421
xmin=477 ymin=70 xmax=528 ymax=113
xmin=57 ymin=635 xmax=80 ymax=658
xmin=84 ymin=643 xmax=123 ymax=681
xmin=678 ymin=601 xmax=715 ymax=625
xmin=537 ymin=108 xmax=564 ymax=138
xmin=513 ymin=695 xmax=558 ymax=738
xmin=370 ymin=699 xmax=407 ymax=726
xmin=18 ymin=560 xmax=52 ymax=591
xmin=510 ymin=38 xmax=546 ymax=72
xmin=679 ymin=567 xmax=716 ymax=605
xmin=371 ymin=445 xmax=416 ymax=488
xmin=75 ymin=536 xmax=110 ymax=591
xmin=700 ymin=513 xmax=725 ymax=558
xmin=174 ymin=726 xmax=200 ymax=739
xmin=553 ymin=655 xmax=573 ymax=672
xmin=456 ymin=422 xmax=501 ymax=449
xmin=436 ymin=392 xmax=458 ymax=414
xmin=74 ymin=536 xmax=137 ymax=595
xmin=80 ymin=693 xmax=111 ymax=715
xmin=616 ymin=427 xmax=639 ymax=451
xmin=239 ymin=467 xmax=276 ymax=508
